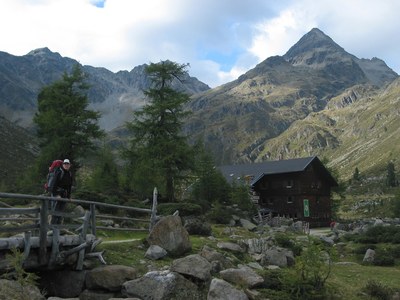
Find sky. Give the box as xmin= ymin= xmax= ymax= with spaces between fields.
xmin=1 ymin=0 xmax=399 ymax=88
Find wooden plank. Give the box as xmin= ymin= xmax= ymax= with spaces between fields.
xmin=23 ymin=231 xmax=32 ymax=262
xmin=0 ymin=207 xmax=40 ymax=215
xmin=90 ymin=204 xmax=96 ymax=236
xmin=0 ymin=224 xmax=39 ymax=233
xmin=0 ymin=217 xmax=38 ymax=221
xmin=76 ymin=211 xmax=90 ymax=270
xmin=97 ymin=214 xmax=150 ymax=222
xmin=48 ymin=228 xmax=60 ymax=267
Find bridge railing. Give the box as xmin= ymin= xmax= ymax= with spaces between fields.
xmin=0 ymin=189 xmax=158 ymax=269
xmin=0 ymin=189 xmax=158 ymax=236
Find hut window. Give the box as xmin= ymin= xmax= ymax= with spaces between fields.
xmin=287 ymin=196 xmax=293 ymax=204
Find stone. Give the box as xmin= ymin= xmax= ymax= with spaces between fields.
xmin=122 ymin=270 xmax=204 ymax=300
xmin=145 ymin=245 xmax=168 ymax=260
xmin=170 ymin=254 xmax=212 ymax=281
xmin=39 ymin=270 xmax=86 ymax=298
xmin=219 ymin=267 xmax=264 ymax=288
xmin=85 ymin=265 xmax=137 ymax=291
xmin=207 ymin=278 xmax=248 ymax=300
xmin=147 ymin=215 xmax=192 ymax=257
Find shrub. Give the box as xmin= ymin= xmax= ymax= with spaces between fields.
xmin=157 ymin=202 xmax=203 ymax=216
xmin=362 ymin=280 xmax=393 ymax=300
xmin=274 ymin=233 xmax=302 ymax=256
xmin=373 ymin=249 xmax=395 ymax=266
xmin=206 ymin=203 xmax=233 ymax=224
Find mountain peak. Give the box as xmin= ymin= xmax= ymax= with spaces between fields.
xmin=27 ymin=47 xmax=54 ymax=56
xmin=283 ymin=28 xmax=346 ymax=67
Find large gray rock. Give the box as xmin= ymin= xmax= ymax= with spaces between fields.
xmin=147 ymin=215 xmax=192 ymax=257
xmin=145 ymin=245 xmax=168 ymax=260
xmin=0 ymin=279 xmax=45 ymax=300
xmin=207 ymin=278 xmax=248 ymax=300
xmin=200 ymin=245 xmax=234 ymax=271
xmin=363 ymin=249 xmax=375 ymax=263
xmin=243 ymin=237 xmax=273 ymax=254
xmin=170 ymin=254 xmax=212 ymax=281
xmin=85 ymin=265 xmax=137 ymax=291
xmin=219 ymin=266 xmax=264 ymax=288
xmin=122 ymin=270 xmax=204 ymax=300
xmin=239 ymin=219 xmax=257 ymax=231
xmin=261 ymin=247 xmax=294 ymax=268
xmin=217 ymin=241 xmax=246 ymax=253
xmin=39 ymin=270 xmax=86 ymax=298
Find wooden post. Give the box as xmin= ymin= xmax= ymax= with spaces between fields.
xmin=39 ymin=199 xmax=49 ymax=265
xmin=149 ymin=187 xmax=158 ymax=232
xmin=23 ymin=231 xmax=32 ymax=264
xmin=90 ymin=204 xmax=96 ymax=236
xmin=76 ymin=211 xmax=91 ymax=270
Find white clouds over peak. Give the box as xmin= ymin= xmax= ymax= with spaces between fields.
xmin=0 ymin=0 xmax=399 ymax=87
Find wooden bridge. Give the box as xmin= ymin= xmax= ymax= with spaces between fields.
xmin=0 ymin=189 xmax=158 ymax=272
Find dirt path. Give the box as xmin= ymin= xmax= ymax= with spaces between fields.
xmin=309 ymin=227 xmax=331 ymax=236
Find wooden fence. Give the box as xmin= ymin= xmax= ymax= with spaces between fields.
xmin=0 ymin=189 xmax=158 ymax=270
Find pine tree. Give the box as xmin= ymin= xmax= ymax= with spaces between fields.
xmin=386 ymin=162 xmax=397 ymax=187
xmin=33 ymin=64 xmax=104 ymax=175
xmin=124 ymin=61 xmax=194 ymax=201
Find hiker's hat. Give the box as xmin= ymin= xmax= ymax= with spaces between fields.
xmin=63 ymin=159 xmax=70 ymax=164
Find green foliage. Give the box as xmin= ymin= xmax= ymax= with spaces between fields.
xmin=190 ymin=141 xmax=231 ymax=206
xmin=124 ymin=61 xmax=194 ymax=201
xmin=33 ymin=64 xmax=104 ymax=170
xmin=85 ymin=146 xmax=120 ymax=194
xmin=3 ymin=248 xmax=39 ymax=287
xmin=352 ymin=167 xmax=360 ymax=181
xmin=392 ymin=191 xmax=400 ymax=217
xmin=21 ymin=64 xmax=104 ymax=193
xmin=293 ymin=238 xmax=334 ymax=293
xmin=157 ymin=202 xmax=203 ymax=216
xmin=386 ymin=161 xmax=397 ymax=187
xmin=229 ymin=181 xmax=256 ymax=213
xmin=274 ymin=233 xmax=302 ymax=256
xmin=357 ymin=225 xmax=400 ymax=244
xmin=362 ymin=280 xmax=394 ymax=300
xmin=372 ymin=249 xmax=395 ymax=266
xmin=206 ymin=202 xmax=234 ymax=224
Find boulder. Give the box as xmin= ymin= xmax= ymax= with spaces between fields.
xmin=0 ymin=279 xmax=45 ymax=300
xmin=122 ymin=270 xmax=204 ymax=300
xmin=363 ymin=249 xmax=375 ymax=263
xmin=86 ymin=265 xmax=137 ymax=291
xmin=207 ymin=278 xmax=248 ymax=300
xmin=183 ymin=217 xmax=212 ymax=236
xmin=170 ymin=254 xmax=212 ymax=281
xmin=217 ymin=241 xmax=246 ymax=253
xmin=219 ymin=266 xmax=264 ymax=288
xmin=145 ymin=245 xmax=168 ymax=260
xmin=147 ymin=215 xmax=192 ymax=257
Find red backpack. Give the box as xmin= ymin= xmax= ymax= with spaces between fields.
xmin=44 ymin=160 xmax=63 ymax=192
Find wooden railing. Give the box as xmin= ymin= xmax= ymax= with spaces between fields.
xmin=0 ymin=189 xmax=158 ymax=270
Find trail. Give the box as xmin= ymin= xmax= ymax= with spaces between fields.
xmin=101 ymin=238 xmax=139 ymax=244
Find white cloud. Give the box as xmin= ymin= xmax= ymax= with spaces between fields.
xmin=0 ymin=0 xmax=399 ymax=87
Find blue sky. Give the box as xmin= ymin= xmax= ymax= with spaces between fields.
xmin=0 ymin=0 xmax=399 ymax=87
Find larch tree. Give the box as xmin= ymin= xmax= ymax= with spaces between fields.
xmin=33 ymin=64 xmax=104 ymax=175
xmin=124 ymin=61 xmax=194 ymax=201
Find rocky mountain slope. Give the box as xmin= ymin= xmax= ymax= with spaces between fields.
xmin=0 ymin=28 xmax=399 ymax=185
xmin=0 ymin=48 xmax=210 ymax=130
xmin=184 ymin=28 xmax=398 ymax=166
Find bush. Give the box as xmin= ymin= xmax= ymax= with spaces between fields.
xmin=373 ymin=249 xmax=395 ymax=266
xmin=362 ymin=280 xmax=393 ymax=300
xmin=274 ymin=233 xmax=302 ymax=256
xmin=157 ymin=202 xmax=203 ymax=217
xmin=357 ymin=225 xmax=400 ymax=244
xmin=206 ymin=203 xmax=234 ymax=224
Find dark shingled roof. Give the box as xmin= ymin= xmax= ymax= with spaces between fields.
xmin=218 ymin=156 xmax=336 ymax=186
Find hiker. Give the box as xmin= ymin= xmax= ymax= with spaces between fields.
xmin=49 ymin=159 xmax=73 ymax=225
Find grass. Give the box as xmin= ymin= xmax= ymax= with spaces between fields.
xmin=329 ymin=264 xmax=400 ymax=299
xmin=93 ymin=225 xmax=400 ymax=300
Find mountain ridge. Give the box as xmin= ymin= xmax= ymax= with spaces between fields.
xmin=0 ymin=28 xmax=399 ymax=186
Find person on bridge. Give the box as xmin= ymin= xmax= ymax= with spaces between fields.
xmin=50 ymin=159 xmax=73 ymax=225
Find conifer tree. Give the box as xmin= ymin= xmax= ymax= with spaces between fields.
xmin=125 ymin=61 xmax=194 ymax=201
xmin=33 ymin=64 xmax=104 ymax=176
